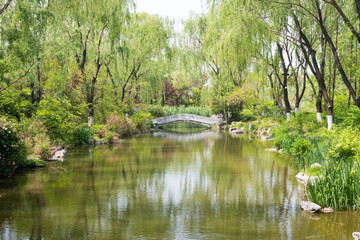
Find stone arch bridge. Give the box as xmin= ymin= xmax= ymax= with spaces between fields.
xmin=151 ymin=114 xmax=224 ymax=128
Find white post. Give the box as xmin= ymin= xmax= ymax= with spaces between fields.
xmin=295 ymin=108 xmax=299 ymax=117
xmin=286 ymin=112 xmax=291 ymax=121
xmin=327 ymin=115 xmax=333 ymax=130
xmin=316 ymin=112 xmax=322 ymax=122
xmin=88 ymin=117 xmax=94 ymax=127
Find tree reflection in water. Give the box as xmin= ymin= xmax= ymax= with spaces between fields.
xmin=0 ymin=133 xmax=360 ymax=239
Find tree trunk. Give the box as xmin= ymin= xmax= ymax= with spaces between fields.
xmin=294 ymin=53 xmax=307 ymax=117
xmin=277 ymin=42 xmax=291 ymax=121
xmin=106 ymin=65 xmax=118 ymax=106
xmin=87 ymin=24 xmax=107 ymax=122
xmin=161 ymin=89 xmax=165 ymax=107
xmin=316 ymin=91 xmax=323 ymax=122
xmin=315 ymin=2 xmax=360 ymax=108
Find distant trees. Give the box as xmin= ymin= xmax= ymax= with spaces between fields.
xmin=1 ymin=0 xmax=360 ymax=129
xmin=0 ymin=0 xmax=174 ymax=125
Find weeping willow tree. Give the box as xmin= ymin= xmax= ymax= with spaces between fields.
xmin=49 ymin=0 xmax=134 ymax=124
xmin=181 ymin=1 xmax=266 ymax=120
xmin=0 ymin=0 xmax=52 ymax=106
xmin=103 ymin=13 xmax=174 ymax=112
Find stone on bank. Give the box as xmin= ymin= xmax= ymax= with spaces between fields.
xmin=300 ymin=201 xmax=321 ymax=213
xmin=48 ymin=149 xmax=67 ymax=162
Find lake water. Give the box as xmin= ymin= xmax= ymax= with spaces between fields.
xmin=1 ymin=130 xmax=359 ymax=239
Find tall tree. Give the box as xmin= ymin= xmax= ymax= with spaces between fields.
xmin=50 ymin=0 xmax=133 ymax=124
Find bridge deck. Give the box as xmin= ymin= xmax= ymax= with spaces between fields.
xmin=151 ymin=114 xmax=221 ymax=127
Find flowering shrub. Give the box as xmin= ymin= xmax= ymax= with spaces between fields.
xmin=0 ymin=118 xmax=27 ymax=178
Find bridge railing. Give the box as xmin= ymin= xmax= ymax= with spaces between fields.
xmin=151 ymin=114 xmax=222 ymax=126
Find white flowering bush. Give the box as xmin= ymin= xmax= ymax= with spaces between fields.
xmin=0 ymin=118 xmax=27 ymax=178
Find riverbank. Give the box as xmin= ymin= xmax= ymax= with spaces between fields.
xmin=3 ymin=106 xmax=360 ymax=213
xmin=228 ymin=114 xmax=360 ymax=211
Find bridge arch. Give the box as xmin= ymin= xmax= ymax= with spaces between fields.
xmin=151 ymin=114 xmax=223 ymax=128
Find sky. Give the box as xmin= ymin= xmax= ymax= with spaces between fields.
xmin=136 ymin=0 xmax=206 ymax=20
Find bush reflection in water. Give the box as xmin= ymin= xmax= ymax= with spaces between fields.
xmin=0 ymin=133 xmax=360 ymax=240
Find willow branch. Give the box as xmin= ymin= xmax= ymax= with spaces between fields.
xmin=0 ymin=0 xmax=12 ymax=16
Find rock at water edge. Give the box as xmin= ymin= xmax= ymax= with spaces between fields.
xmin=310 ymin=163 xmax=322 ymax=168
xmin=232 ymin=128 xmax=244 ymax=134
xmin=48 ymin=149 xmax=67 ymax=162
xmin=296 ymin=172 xmax=309 ymax=185
xmin=320 ymin=207 xmax=334 ymax=213
xmin=229 ymin=128 xmax=237 ymax=132
xmin=353 ymin=232 xmax=360 ymax=240
xmin=265 ymin=148 xmax=278 ymax=152
xmin=300 ymin=201 xmax=321 ymax=213
xmin=261 ymin=136 xmax=269 ymax=142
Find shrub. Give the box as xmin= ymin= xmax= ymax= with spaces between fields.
xmin=105 ymin=114 xmax=127 ymax=133
xmin=272 ymin=126 xmax=297 ymax=152
xmin=70 ymin=126 xmax=91 ymax=146
xmin=290 ymin=138 xmax=312 ymax=157
xmin=131 ymin=111 xmax=152 ymax=132
xmin=333 ymin=94 xmax=360 ymax=128
xmin=328 ymin=127 xmax=360 ymax=160
xmin=240 ymin=109 xmax=256 ymax=122
xmin=101 ymin=114 xmax=136 ymax=140
xmin=145 ymin=105 xmax=165 ymax=118
xmin=0 ymin=118 xmax=27 ymax=178
xmin=306 ymin=164 xmax=322 ymax=176
xmin=91 ymin=124 xmax=103 ymax=136
xmin=19 ymin=158 xmax=45 ymax=168
xmin=104 ymin=131 xmax=115 ymax=143
xmin=230 ymin=122 xmax=244 ymax=129
xmin=258 ymin=101 xmax=280 ymax=117
xmin=33 ymin=133 xmax=52 ymax=160
xmin=36 ymin=95 xmax=82 ymax=143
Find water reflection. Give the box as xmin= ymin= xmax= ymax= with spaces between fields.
xmin=153 ymin=130 xmax=220 ymax=142
xmin=0 ymin=132 xmax=360 ymax=239
xmin=160 ymin=122 xmax=209 ymax=133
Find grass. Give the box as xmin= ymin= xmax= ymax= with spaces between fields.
xmin=270 ymin=121 xmax=360 ymax=210
xmin=20 ymin=158 xmax=46 ymax=168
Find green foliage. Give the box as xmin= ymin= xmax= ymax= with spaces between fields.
xmin=0 ymin=90 xmax=35 ymax=121
xmin=258 ymin=101 xmax=280 ymax=117
xmin=328 ymin=127 xmax=360 ymax=160
xmin=100 ymin=114 xmax=136 ymax=140
xmin=286 ymin=112 xmax=323 ymax=134
xmin=306 ymin=164 xmax=322 ymax=176
xmin=91 ymin=124 xmax=103 ymax=135
xmin=191 ymin=87 xmax=201 ymax=106
xmin=272 ymin=126 xmax=297 ymax=152
xmin=240 ymin=109 xmax=256 ymax=122
xmin=104 ymin=131 xmax=115 ymax=143
xmin=33 ymin=133 xmax=52 ymax=161
xmin=144 ymin=105 xmax=165 ymax=118
xmin=308 ymin=160 xmax=360 ymax=210
xmin=230 ymin=122 xmax=244 ymax=129
xmin=20 ymin=158 xmax=45 ymax=168
xmin=36 ymin=95 xmax=83 ymax=143
xmin=70 ymin=126 xmax=91 ymax=146
xmin=0 ymin=118 xmax=27 ymax=178
xmin=334 ymin=95 xmax=360 ymax=128
xmin=130 ymin=111 xmax=152 ymax=132
xmin=290 ymin=138 xmax=312 ymax=157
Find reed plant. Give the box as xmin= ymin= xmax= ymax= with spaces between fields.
xmin=308 ymin=159 xmax=360 ymax=210
xmin=296 ymin=127 xmax=360 ymax=210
